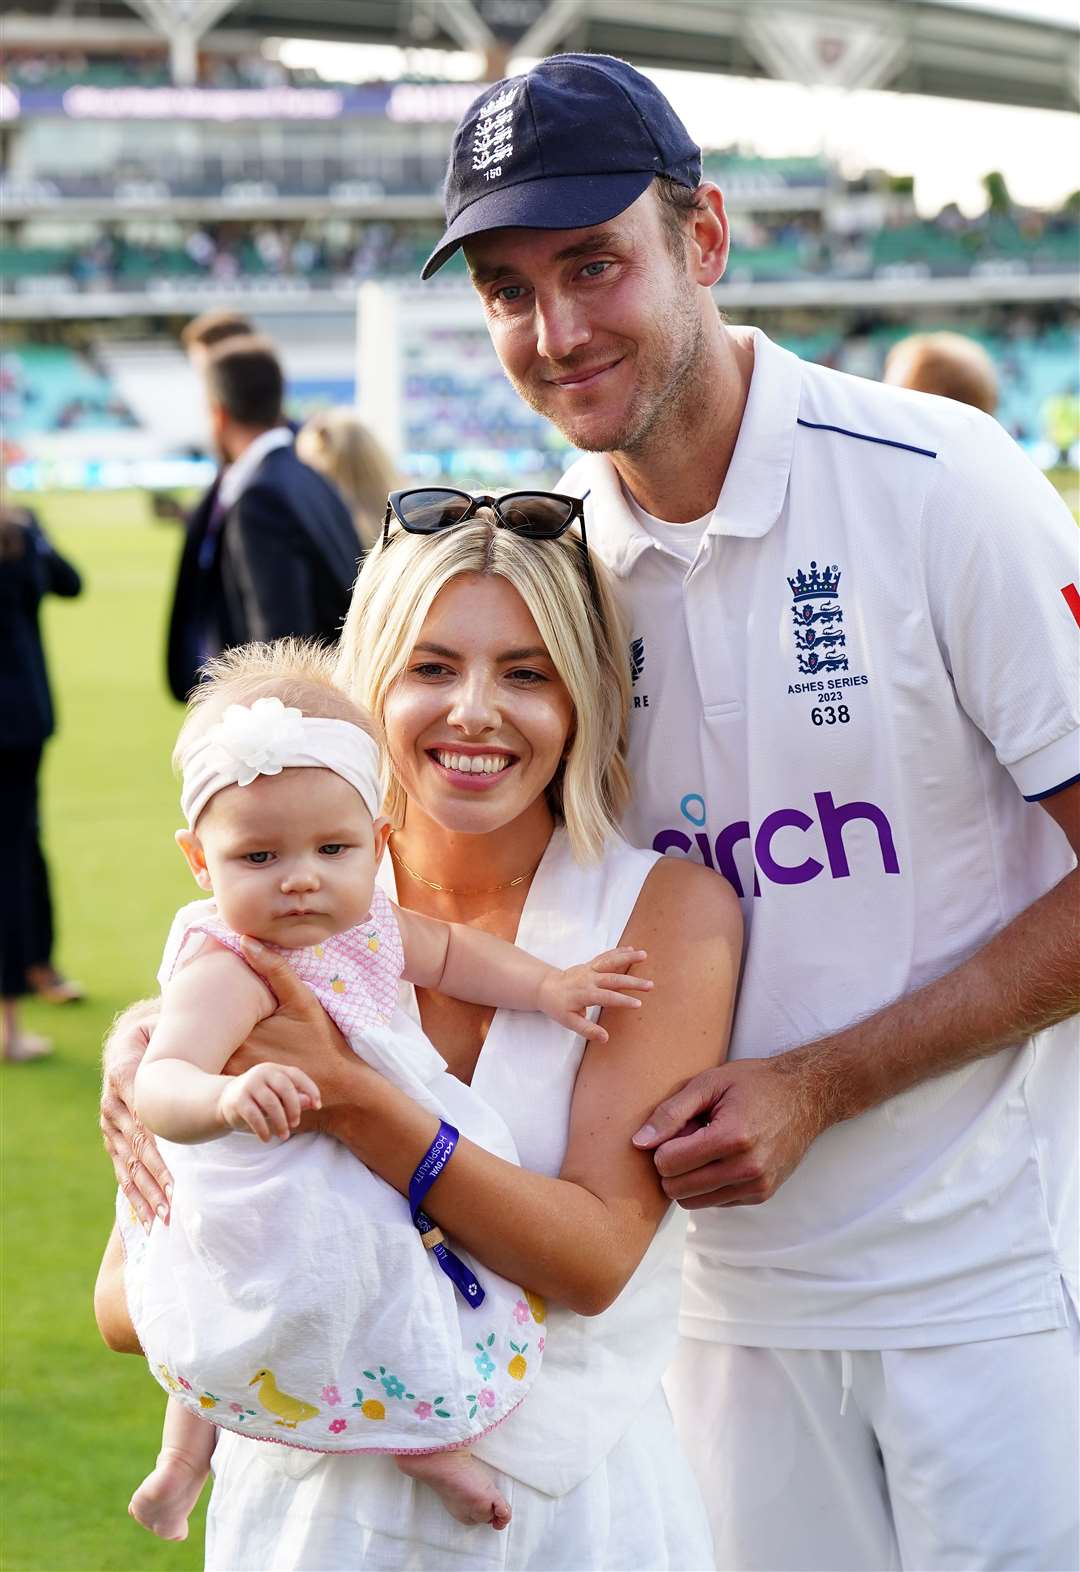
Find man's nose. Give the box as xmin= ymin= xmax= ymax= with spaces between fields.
xmin=534 ymin=287 xmax=592 ymax=364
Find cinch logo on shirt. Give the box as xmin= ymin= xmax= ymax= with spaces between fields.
xmin=652 ymin=790 xmax=900 ymax=898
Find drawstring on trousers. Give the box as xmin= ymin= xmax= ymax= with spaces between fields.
xmin=839 ymin=1350 xmax=853 ymax=1416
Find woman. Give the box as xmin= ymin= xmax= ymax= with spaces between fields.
xmin=97 ymin=490 xmax=741 ymax=1569
xmin=295 ymin=408 xmax=398 ymax=552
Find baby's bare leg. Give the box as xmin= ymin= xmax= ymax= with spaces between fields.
xmin=129 ymin=1396 xmax=214 ymax=1541
xmin=396 ymin=1448 xmax=511 ymax=1530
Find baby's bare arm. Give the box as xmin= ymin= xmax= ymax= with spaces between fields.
xmin=134 ymin=948 xmax=274 ymax=1143
xmin=394 ymin=905 xmax=650 ymax=1042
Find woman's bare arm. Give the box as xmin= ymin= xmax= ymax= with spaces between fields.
xmin=94 ymin=1225 xmax=142 ymax=1353
xmin=238 ymin=859 xmax=742 ymax=1314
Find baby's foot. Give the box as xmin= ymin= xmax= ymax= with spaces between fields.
xmin=128 ymin=1450 xmax=208 ymax=1541
xmin=396 ymin=1449 xmax=512 ymax=1530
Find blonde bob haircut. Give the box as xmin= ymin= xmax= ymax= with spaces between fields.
xmin=335 ymin=516 xmax=631 ymax=862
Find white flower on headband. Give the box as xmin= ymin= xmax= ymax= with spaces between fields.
xmin=207 ymin=697 xmax=307 ymax=787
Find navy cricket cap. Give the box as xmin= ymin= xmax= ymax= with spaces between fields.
xmin=421 ymin=53 xmax=701 ymax=280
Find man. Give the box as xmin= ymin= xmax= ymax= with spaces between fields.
xmin=191 ymin=335 xmax=359 ymax=656
xmin=166 ymin=311 xmax=257 ymax=701
xmin=883 ymin=329 xmax=999 ymax=413
xmin=416 ymin=53 xmax=1079 ymax=1572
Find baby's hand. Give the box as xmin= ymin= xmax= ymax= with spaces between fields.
xmin=537 ymin=948 xmax=652 ymax=1044
xmin=218 ymin=1063 xmax=322 ymax=1142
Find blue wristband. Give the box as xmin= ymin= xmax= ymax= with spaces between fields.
xmin=408 ymin=1121 xmax=485 ymax=1309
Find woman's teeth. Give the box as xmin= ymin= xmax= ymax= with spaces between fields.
xmin=433 ymin=751 xmax=512 ymax=775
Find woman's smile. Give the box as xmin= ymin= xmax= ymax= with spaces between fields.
xmin=427 ymin=744 xmax=519 ymax=790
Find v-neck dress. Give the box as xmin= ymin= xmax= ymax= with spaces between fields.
xmin=204 ymin=830 xmax=713 ymax=1572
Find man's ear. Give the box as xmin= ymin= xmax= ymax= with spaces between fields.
xmin=175 ymin=829 xmax=213 ymax=892
xmin=687 ymin=183 xmax=730 ymax=288
xmin=371 ymin=815 xmax=393 ymax=867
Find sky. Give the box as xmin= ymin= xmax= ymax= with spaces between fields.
xmin=273 ymin=0 xmax=1080 ymax=216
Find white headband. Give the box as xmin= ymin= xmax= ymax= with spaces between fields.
xmin=180 ymin=696 xmax=382 ymax=829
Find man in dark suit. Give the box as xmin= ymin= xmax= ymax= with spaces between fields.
xmin=166 ymin=311 xmax=256 ymax=702
xmin=182 ymin=335 xmax=360 ymax=673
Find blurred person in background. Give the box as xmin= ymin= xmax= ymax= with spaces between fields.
xmin=884 ymin=331 xmax=999 ymax=413
xmin=166 ymin=311 xmax=256 ymax=701
xmin=199 ymin=335 xmax=359 ymax=650
xmin=295 ymin=407 xmax=398 ymax=552
xmin=0 ymin=504 xmax=83 ymax=1060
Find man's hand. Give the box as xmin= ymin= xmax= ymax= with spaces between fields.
xmin=218 ymin=1062 xmax=322 ymax=1142
xmin=537 ymin=948 xmax=652 ymax=1044
xmin=100 ymin=1001 xmax=172 ymax=1230
xmin=632 ymin=1056 xmax=829 ymax=1208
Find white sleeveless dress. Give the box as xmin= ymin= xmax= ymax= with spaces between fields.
xmin=205 ymin=830 xmax=714 ymax=1571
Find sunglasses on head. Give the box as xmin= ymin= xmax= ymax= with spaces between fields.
xmin=382 ymin=486 xmax=601 ymax=611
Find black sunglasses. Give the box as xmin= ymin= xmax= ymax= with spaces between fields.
xmin=382 ymin=486 xmax=601 ymax=612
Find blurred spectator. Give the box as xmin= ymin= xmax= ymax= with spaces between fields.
xmin=883 ymin=332 xmax=1000 ymax=414
xmin=295 ymin=408 xmax=398 ymax=552
xmin=201 ymin=335 xmax=359 ymax=649
xmin=0 ymin=505 xmax=83 ymax=1059
xmin=178 ymin=309 xmax=256 ymax=373
xmin=166 ymin=311 xmax=256 ymax=700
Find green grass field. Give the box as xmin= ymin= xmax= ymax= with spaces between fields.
xmin=3 ymin=474 xmax=1077 ymax=1570
xmin=4 ymin=492 xmax=203 ymax=1572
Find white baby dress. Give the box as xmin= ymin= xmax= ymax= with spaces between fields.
xmin=116 ymin=887 xmax=546 ymax=1455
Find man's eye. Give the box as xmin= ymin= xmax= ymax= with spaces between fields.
xmin=494 ymin=284 xmax=526 ymax=304
xmin=580 ymin=260 xmax=610 ymax=279
xmin=319 ymin=844 xmax=347 ymax=857
xmin=244 ymin=851 xmax=273 ymax=865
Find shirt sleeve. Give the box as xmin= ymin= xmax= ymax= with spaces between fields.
xmin=920 ymin=408 xmax=1080 ymax=801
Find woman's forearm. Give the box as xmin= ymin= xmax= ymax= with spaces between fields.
xmin=325 ymin=1065 xmax=649 ymax=1315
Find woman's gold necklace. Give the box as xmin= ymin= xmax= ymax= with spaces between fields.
xmin=389 ymin=840 xmax=540 ymax=897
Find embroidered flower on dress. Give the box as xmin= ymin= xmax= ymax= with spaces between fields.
xmin=414 ymin=1401 xmax=433 ymax=1420
xmin=474 ymin=1352 xmax=495 ymax=1381
xmin=537 ymin=1336 xmax=545 ymax=1354
xmin=328 ymin=1418 xmax=348 ymax=1434
xmin=477 ymin=1388 xmax=496 ymax=1408
xmin=380 ymin=1372 xmax=406 ymax=1400
xmin=177 ymin=1377 xmax=192 ymax=1391
xmin=229 ymin=1402 xmax=245 ymax=1414
xmin=513 ymin=1298 xmax=530 ymax=1324
xmin=207 ymin=696 xmax=306 ymax=787
xmin=320 ymin=1384 xmax=342 ymax=1406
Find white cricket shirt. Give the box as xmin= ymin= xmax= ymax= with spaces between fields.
xmin=560 ymin=330 xmax=1080 ymax=1348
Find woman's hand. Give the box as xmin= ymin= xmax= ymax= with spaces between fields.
xmin=224 ymin=939 xmax=365 ymax=1113
xmin=100 ymin=1000 xmax=173 ymax=1230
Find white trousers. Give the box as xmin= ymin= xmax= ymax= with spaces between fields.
xmin=665 ymin=1317 xmax=1079 ymax=1572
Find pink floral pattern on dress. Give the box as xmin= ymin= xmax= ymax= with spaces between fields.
xmin=320 ymin=1384 xmax=342 ymax=1406
xmin=328 ymin=1418 xmax=347 ymax=1434
xmin=512 ymin=1299 xmax=530 ymax=1324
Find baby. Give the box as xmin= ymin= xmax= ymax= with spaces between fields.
xmin=120 ymin=642 xmax=650 ymax=1543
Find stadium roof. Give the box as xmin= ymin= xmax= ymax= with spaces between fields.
xmin=5 ymin=0 xmax=1078 ymax=112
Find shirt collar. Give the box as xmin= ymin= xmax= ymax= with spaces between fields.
xmin=217 ymin=426 xmax=293 ymax=510
xmin=564 ymin=329 xmax=803 ymax=577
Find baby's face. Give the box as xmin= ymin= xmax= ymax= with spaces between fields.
xmin=178 ymin=767 xmax=388 ymax=948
